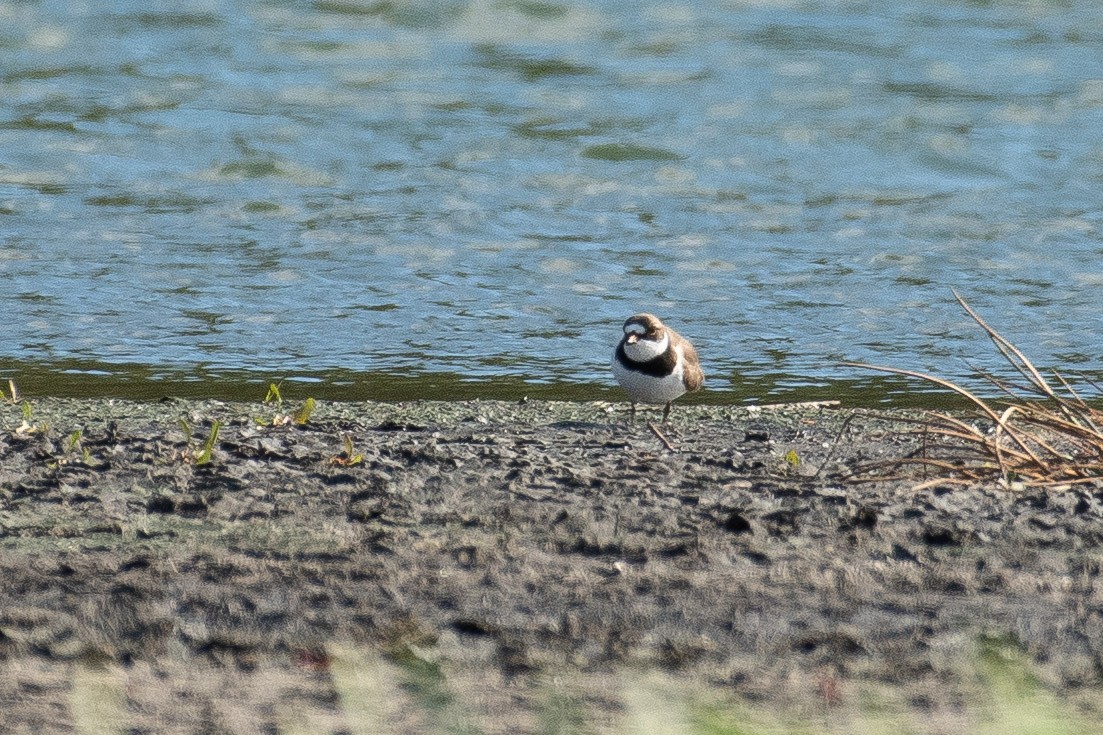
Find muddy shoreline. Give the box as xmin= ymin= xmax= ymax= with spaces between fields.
xmin=2 ymin=398 xmax=1102 ymax=732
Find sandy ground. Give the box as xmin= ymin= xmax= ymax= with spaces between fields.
xmin=1 ymin=398 xmax=1102 ymax=733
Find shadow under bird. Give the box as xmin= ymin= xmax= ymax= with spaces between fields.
xmin=611 ymin=313 xmax=704 ymax=422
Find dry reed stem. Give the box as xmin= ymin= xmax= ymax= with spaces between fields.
xmin=951 ymin=288 xmax=1057 ymax=398
xmin=845 ymin=294 xmax=1103 ymax=489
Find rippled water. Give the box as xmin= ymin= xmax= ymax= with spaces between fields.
xmin=2 ymin=1 xmax=1103 ymax=404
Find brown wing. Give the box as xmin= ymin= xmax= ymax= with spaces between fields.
xmin=673 ymin=331 xmax=704 ymax=392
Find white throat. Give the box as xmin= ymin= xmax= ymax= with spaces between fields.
xmin=623 ymin=333 xmax=669 ymax=362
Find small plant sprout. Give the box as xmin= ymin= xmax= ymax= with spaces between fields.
xmin=295 ymin=397 xmax=316 ymax=425
xmin=265 ymin=381 xmax=284 ymax=407
xmin=15 ymin=399 xmax=45 ymax=436
xmin=258 ymin=381 xmax=315 ymax=426
xmin=46 ymin=429 xmax=92 ymax=468
xmin=331 ymin=434 xmax=364 ymax=466
xmin=68 ymin=430 xmax=91 ymax=464
xmin=784 ymin=449 xmax=801 ymax=468
xmin=195 ymin=421 xmax=221 ymax=465
xmin=176 ymin=418 xmax=221 ymax=465
xmin=178 ymin=418 xmax=193 ymax=448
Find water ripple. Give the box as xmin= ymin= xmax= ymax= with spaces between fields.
xmin=2 ymin=0 xmax=1103 ymax=403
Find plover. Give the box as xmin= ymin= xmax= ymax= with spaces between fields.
xmin=612 ymin=313 xmax=704 ymax=421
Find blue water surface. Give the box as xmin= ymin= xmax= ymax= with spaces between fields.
xmin=2 ymin=0 xmax=1102 ymax=403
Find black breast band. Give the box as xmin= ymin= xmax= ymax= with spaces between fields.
xmin=616 ymin=341 xmax=677 ymax=378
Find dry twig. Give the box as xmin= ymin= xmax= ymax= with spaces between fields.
xmin=647 ymin=421 xmax=677 ymax=452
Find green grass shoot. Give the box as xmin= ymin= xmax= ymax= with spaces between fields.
xmin=295 ymin=397 xmax=316 ymax=425
xmin=265 ymin=381 xmax=284 ymax=407
xmin=257 ymin=381 xmax=314 ymax=426
xmin=335 ymin=434 xmax=363 ymax=466
xmin=178 ymin=417 xmax=220 ymax=464
xmin=15 ymin=398 xmax=46 ymax=435
xmin=195 ymin=420 xmax=220 ymax=465
xmin=346 ymin=435 xmax=362 ymax=464
xmin=178 ymin=418 xmax=193 ymax=447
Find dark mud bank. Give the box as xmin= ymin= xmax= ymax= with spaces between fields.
xmin=1 ymin=399 xmax=1102 ymax=731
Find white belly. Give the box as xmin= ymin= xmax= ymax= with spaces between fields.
xmin=612 ymin=355 xmax=687 ymax=404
